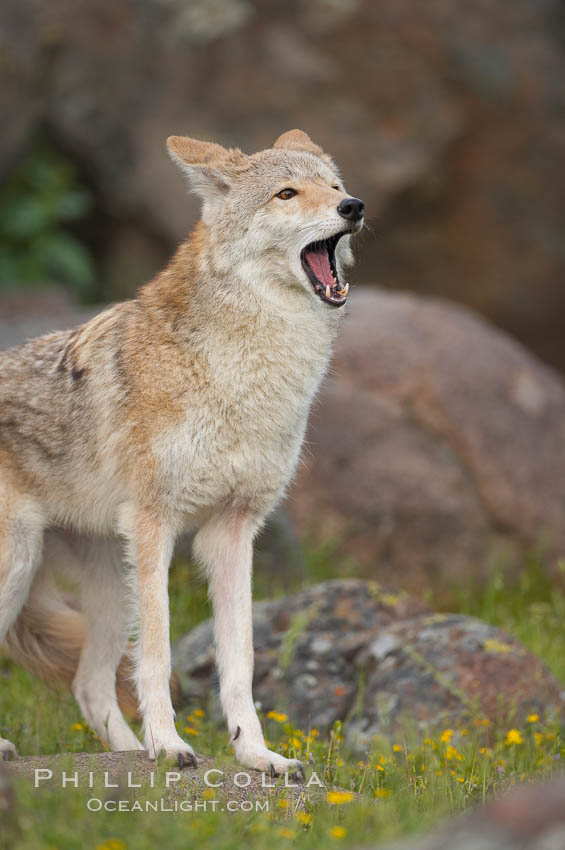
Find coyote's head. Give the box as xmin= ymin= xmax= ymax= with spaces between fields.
xmin=167 ymin=130 xmax=364 ymax=309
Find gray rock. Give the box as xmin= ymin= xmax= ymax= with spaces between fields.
xmin=172 ymin=580 xmax=565 ymax=743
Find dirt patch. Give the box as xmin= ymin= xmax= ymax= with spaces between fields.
xmin=3 ymin=750 xmax=328 ymax=812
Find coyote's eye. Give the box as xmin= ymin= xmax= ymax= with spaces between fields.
xmin=332 ymin=185 xmax=340 ymax=191
xmin=276 ymin=188 xmax=297 ymax=200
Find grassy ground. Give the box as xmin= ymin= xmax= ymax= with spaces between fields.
xmin=2 ymin=550 xmax=565 ymax=850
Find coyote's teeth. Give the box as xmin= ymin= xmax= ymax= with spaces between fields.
xmin=326 ymin=285 xmax=331 ymax=298
xmin=344 ymin=282 xmax=349 ymax=295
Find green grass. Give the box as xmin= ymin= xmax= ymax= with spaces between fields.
xmin=2 ymin=551 xmax=565 ymax=850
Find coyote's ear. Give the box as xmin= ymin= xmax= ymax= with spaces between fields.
xmin=274 ymin=129 xmax=325 ymax=157
xmin=167 ymin=136 xmax=241 ymax=206
xmin=273 ymin=129 xmax=339 ymax=173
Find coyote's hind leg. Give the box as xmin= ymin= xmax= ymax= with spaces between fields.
xmin=63 ymin=534 xmax=144 ymax=752
xmin=0 ymin=475 xmax=44 ymax=759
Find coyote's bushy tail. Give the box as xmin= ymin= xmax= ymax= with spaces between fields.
xmin=3 ymin=578 xmax=139 ymax=716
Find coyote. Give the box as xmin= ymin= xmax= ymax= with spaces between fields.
xmin=0 ymin=130 xmax=364 ymax=773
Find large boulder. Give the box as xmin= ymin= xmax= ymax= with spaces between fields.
xmin=287 ymin=289 xmax=565 ymax=594
xmin=173 ymin=580 xmax=565 ymax=744
xmin=1 ymin=0 xmax=565 ymax=369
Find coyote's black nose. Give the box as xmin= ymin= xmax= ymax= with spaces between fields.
xmin=337 ymin=197 xmax=365 ymax=222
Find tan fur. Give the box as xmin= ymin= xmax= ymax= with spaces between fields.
xmin=0 ymin=130 xmax=363 ymax=767
xmin=4 ymin=595 xmax=154 ymax=719
xmin=4 ymin=588 xmax=136 ymax=715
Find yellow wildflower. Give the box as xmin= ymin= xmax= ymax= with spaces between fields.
xmin=534 ymin=732 xmax=544 ymax=747
xmin=278 ymin=799 xmax=290 ymax=809
xmin=330 ymin=826 xmax=346 ymax=839
xmin=277 ymin=828 xmax=295 ymax=839
xmin=193 ymin=708 xmax=205 ymax=718
xmin=327 ymin=790 xmax=354 ymax=805
xmin=440 ymin=729 xmax=453 ymax=743
xmin=106 ymin=841 xmax=126 ymax=850
xmin=297 ymin=812 xmax=312 ymax=825
xmin=290 ymin=737 xmax=302 ymax=748
xmin=392 ymin=744 xmax=402 ymax=752
xmin=456 ymin=777 xmax=465 ymax=784
xmin=183 ymin=726 xmax=199 ymax=736
xmin=527 ymin=713 xmax=539 ymax=723
xmin=479 ymin=747 xmax=493 ymax=757
xmin=445 ymin=745 xmax=459 ymax=761
xmin=505 ymin=729 xmax=523 ymax=746
xmin=376 ymin=764 xmax=384 ymax=772
xmin=70 ymin=722 xmax=83 ymax=731
xmin=266 ymin=711 xmax=288 ymax=723
xmin=374 ymin=788 xmax=390 ymax=798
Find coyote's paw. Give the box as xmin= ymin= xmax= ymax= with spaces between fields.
xmin=236 ymin=744 xmax=304 ymax=779
xmin=0 ymin=737 xmax=17 ymax=761
xmin=146 ymin=736 xmax=197 ymax=769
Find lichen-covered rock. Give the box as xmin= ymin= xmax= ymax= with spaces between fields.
xmin=349 ymin=612 xmax=564 ymax=749
xmin=172 ymin=580 xmax=565 ymax=745
xmin=174 ymin=579 xmax=428 ymax=734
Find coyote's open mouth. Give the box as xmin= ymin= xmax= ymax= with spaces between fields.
xmin=300 ymin=232 xmax=349 ymax=307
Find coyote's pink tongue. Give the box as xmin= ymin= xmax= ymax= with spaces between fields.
xmin=305 ymin=245 xmax=334 ymax=288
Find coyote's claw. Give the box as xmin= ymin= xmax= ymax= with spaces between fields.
xmin=290 ymin=765 xmax=306 ymax=783
xmin=177 ymin=751 xmax=197 ymax=769
xmin=267 ymin=760 xmax=305 ymax=780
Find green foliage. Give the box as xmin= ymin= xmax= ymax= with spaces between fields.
xmin=457 ymin=551 xmax=565 ymax=683
xmin=0 ymin=142 xmax=96 ymax=296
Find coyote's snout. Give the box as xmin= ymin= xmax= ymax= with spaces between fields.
xmin=0 ymin=129 xmax=364 ymax=773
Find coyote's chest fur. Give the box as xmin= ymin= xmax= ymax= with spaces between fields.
xmin=152 ymin=302 xmax=337 ymax=522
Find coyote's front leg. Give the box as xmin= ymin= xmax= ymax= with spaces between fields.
xmin=130 ymin=514 xmax=196 ymax=766
xmin=194 ymin=511 xmax=304 ymax=776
